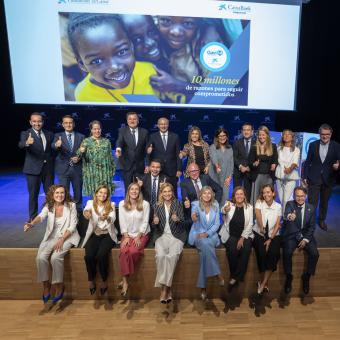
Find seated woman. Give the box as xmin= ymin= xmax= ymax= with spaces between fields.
xmin=118 ymin=183 xmax=150 ymax=296
xmin=188 ymin=186 xmax=224 ymax=300
xmin=82 ymin=185 xmax=117 ymax=295
xmin=24 ymin=185 xmax=80 ymax=304
xmin=220 ymin=186 xmax=253 ymax=292
xmin=253 ymin=184 xmax=282 ymax=296
xmin=152 ymin=183 xmax=187 ymax=304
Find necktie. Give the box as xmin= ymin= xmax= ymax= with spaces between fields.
xmin=194 ymin=179 xmax=200 ymax=199
xmin=151 ymin=177 xmax=157 ymax=207
xmin=67 ymin=133 xmax=73 ymax=151
xmin=245 ymin=139 xmax=250 ymax=155
xmin=162 ymin=133 xmax=167 ymax=150
xmin=296 ymin=205 xmax=303 ymax=228
xmin=37 ymin=131 xmax=45 ymax=151
xmin=131 ymin=129 xmax=137 ymax=146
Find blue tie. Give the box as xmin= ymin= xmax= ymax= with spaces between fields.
xmin=67 ymin=133 xmax=73 ymax=151
xmin=151 ymin=177 xmax=157 ymax=207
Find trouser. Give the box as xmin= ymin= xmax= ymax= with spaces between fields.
xmin=276 ymin=179 xmax=297 ymax=214
xmin=307 ymin=182 xmax=333 ymax=222
xmin=154 ymin=233 xmax=183 ymax=287
xmin=36 ymin=236 xmax=73 ymax=284
xmin=233 ymin=172 xmax=252 ymax=202
xmin=282 ymin=237 xmax=319 ymax=275
xmin=225 ymin=236 xmax=252 ymax=281
xmin=122 ymin=166 xmax=137 ymax=194
xmin=251 ymin=174 xmax=272 ymax=208
xmin=84 ymin=233 xmax=115 ymax=282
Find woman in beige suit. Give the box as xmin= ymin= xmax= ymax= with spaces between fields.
xmin=24 ymin=185 xmax=80 ymax=304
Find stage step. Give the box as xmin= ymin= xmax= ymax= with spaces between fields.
xmin=0 ymin=248 xmax=339 ymax=299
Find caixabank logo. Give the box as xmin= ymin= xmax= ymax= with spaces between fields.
xmin=200 ymin=42 xmax=231 ymax=72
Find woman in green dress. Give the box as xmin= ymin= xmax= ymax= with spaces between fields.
xmin=77 ymin=120 xmax=115 ymax=196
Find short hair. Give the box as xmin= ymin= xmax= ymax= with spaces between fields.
xmin=319 ymin=123 xmax=333 ymax=133
xmin=294 ymin=186 xmax=307 ymax=195
xmin=126 ymin=111 xmax=138 ymax=120
xmin=242 ymin=122 xmax=253 ymax=130
xmin=30 ymin=112 xmax=44 ymax=121
xmin=62 ymin=115 xmax=74 ymax=122
xmin=150 ymin=158 xmax=162 ymax=167
xmin=157 ymin=117 xmax=169 ymax=124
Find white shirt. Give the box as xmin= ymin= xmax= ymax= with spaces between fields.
xmin=118 ymin=200 xmax=150 ymax=237
xmin=276 ymin=146 xmax=300 ymax=180
xmin=84 ymin=201 xmax=113 ymax=231
xmin=164 ymin=204 xmax=172 ymax=234
xmin=130 ymin=127 xmax=139 ymax=146
xmin=160 ymin=131 xmax=168 ymax=147
xmin=319 ymin=142 xmax=329 ymax=163
xmin=33 ymin=129 xmax=46 ymax=151
xmin=50 ymin=216 xmax=64 ymax=239
xmin=253 ymin=200 xmax=282 ymax=236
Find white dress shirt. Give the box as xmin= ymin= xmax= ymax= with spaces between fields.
xmin=319 ymin=142 xmax=329 ymax=163
xmin=130 ymin=127 xmax=139 ymax=146
xmin=253 ymin=200 xmax=282 ymax=236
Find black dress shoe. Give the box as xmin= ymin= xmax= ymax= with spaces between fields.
xmin=89 ymin=285 xmax=96 ymax=295
xmin=301 ymin=273 xmax=310 ymax=295
xmin=284 ymin=274 xmax=293 ymax=294
xmin=318 ymin=220 xmax=328 ymax=231
xmin=227 ymin=279 xmax=238 ymax=293
xmin=100 ymin=287 xmax=108 ymax=295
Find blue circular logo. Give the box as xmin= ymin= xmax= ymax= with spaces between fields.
xmin=305 ymin=137 xmax=318 ymax=155
xmin=200 ymin=42 xmax=231 ymax=72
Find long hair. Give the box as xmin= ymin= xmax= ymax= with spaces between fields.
xmin=93 ymin=185 xmax=113 ymax=216
xmin=213 ymin=127 xmax=231 ymax=149
xmin=231 ymin=186 xmax=249 ymax=208
xmin=44 ymin=185 xmax=73 ymax=212
xmin=278 ymin=129 xmax=296 ymax=152
xmin=123 ymin=183 xmax=144 ymax=211
xmin=188 ymin=126 xmax=204 ymax=145
xmin=256 ymin=125 xmax=273 ymax=156
xmin=198 ymin=186 xmax=217 ymax=211
xmin=157 ymin=182 xmax=174 ymax=206
xmin=257 ymin=184 xmax=276 ymax=202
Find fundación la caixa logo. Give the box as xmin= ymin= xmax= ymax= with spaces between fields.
xmin=200 ymin=42 xmax=231 ymax=72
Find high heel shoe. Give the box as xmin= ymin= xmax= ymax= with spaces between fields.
xmin=100 ymin=287 xmax=108 ymax=295
xmin=42 ymin=293 xmax=50 ymax=304
xmin=257 ymin=282 xmax=264 ymax=297
xmin=117 ymin=282 xmax=123 ymax=290
xmin=52 ymin=287 xmax=64 ymax=304
xmin=227 ymin=279 xmax=238 ymax=293
xmin=200 ymin=290 xmax=207 ymax=301
xmin=121 ymin=284 xmax=129 ymax=297
xmin=166 ymin=291 xmax=173 ymax=304
xmin=219 ymin=279 xmax=225 ymax=287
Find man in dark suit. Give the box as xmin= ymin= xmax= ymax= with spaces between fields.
xmin=18 ymin=112 xmax=54 ymax=221
xmin=282 ymin=186 xmax=319 ymax=295
xmin=52 ymin=115 xmax=84 ymax=212
xmin=147 ymin=117 xmax=182 ymax=196
xmin=302 ymin=124 xmax=340 ymax=231
xmin=115 ymin=112 xmax=149 ymax=192
xmin=233 ymin=122 xmax=255 ymax=200
xmin=180 ymin=163 xmax=222 ymax=216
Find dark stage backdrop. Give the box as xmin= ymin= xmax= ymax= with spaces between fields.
xmin=0 ymin=0 xmax=339 ymax=166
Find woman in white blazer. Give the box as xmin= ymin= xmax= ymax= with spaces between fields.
xmin=275 ymin=129 xmax=300 ymax=213
xmin=220 ymin=186 xmax=254 ymax=291
xmin=82 ymin=185 xmax=117 ymax=296
xmin=24 ymin=185 xmax=80 ymax=304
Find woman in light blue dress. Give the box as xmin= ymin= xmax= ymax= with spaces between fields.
xmin=188 ymin=186 xmax=224 ymax=300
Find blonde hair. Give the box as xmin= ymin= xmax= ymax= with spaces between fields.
xmin=256 ymin=125 xmax=273 ymax=156
xmin=123 ymin=183 xmax=144 ymax=211
xmin=278 ymin=129 xmax=296 ymax=152
xmin=188 ymin=126 xmax=204 ymax=145
xmin=93 ymin=185 xmax=113 ymax=216
xmin=157 ymin=182 xmax=174 ymax=206
xmin=198 ymin=186 xmax=217 ymax=211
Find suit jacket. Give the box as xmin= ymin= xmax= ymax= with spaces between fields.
xmin=138 ymin=173 xmax=168 ymax=203
xmin=188 ymin=200 xmax=221 ymax=246
xmin=303 ymin=140 xmax=340 ymax=186
xmin=233 ymin=137 xmax=255 ymax=177
xmin=38 ymin=202 xmax=80 ymax=246
xmin=282 ymin=200 xmax=315 ymax=241
xmin=152 ymin=199 xmax=187 ymax=243
xmin=18 ymin=128 xmax=54 ymax=175
xmin=116 ymin=126 xmax=148 ymax=173
xmin=180 ymin=174 xmax=223 ymax=204
xmin=52 ymin=131 xmax=85 ymax=175
xmin=147 ymin=131 xmax=181 ymax=177
xmin=219 ymin=203 xmax=254 ymax=243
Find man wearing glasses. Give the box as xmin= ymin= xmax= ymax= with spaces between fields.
xmin=302 ymin=124 xmax=340 ymax=231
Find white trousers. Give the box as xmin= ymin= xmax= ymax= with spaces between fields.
xmin=276 ymin=179 xmax=297 ymax=213
xmin=154 ymin=234 xmax=184 ymax=288
xmin=36 ymin=236 xmax=73 ymax=284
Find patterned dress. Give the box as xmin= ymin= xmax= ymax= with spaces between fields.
xmin=77 ymin=137 xmax=115 ymax=196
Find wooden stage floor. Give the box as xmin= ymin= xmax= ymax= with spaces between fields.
xmin=1 ymin=297 xmax=340 ymax=339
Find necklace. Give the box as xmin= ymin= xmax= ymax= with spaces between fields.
xmin=105 ymin=75 xmax=135 ymax=101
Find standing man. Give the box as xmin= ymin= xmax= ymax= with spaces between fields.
xmin=115 ymin=112 xmax=149 ymax=191
xmin=18 ymin=112 xmax=54 ymax=222
xmin=147 ymin=117 xmax=182 ymax=196
xmin=233 ymin=122 xmax=255 ymax=201
xmin=282 ymin=186 xmax=319 ymax=295
xmin=52 ymin=115 xmax=84 ymax=213
xmin=302 ymin=124 xmax=340 ymax=231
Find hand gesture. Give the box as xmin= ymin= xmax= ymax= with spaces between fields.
xmin=133 ymin=235 xmax=141 ymax=248
xmin=270 ymin=163 xmax=276 ymax=172
xmin=302 ymin=179 xmax=308 ymax=188
xmin=204 ymin=166 xmax=209 ymax=174
xmin=153 ymin=214 xmax=159 ymax=225
xmin=144 ymin=166 xmax=149 ymax=174
xmin=184 ymin=197 xmax=190 ymax=209
xmin=24 ymin=222 xmax=33 ymax=232
xmin=121 ymin=236 xmax=130 ymax=248
xmin=147 ymin=144 xmax=153 ymax=155
xmin=298 ymin=239 xmax=306 ymax=250
xmin=237 ymin=237 xmax=244 ymax=250
xmin=54 ymin=238 xmax=64 ymax=252
xmin=253 ymin=159 xmax=260 ymax=167
xmin=70 ymin=156 xmax=80 ymax=164
xmin=179 ymin=150 xmax=186 ymax=159
xmin=191 ymin=211 xmax=198 ymax=222
xmin=55 ymin=136 xmax=62 ymax=148
xmin=223 ymin=201 xmax=231 ymax=214
xmin=83 ymin=209 xmax=92 ymax=220
xmin=239 ymin=165 xmax=246 ymax=173
xmin=171 ymin=212 xmax=179 ymax=222
xmin=224 ymin=176 xmax=232 ymax=187
xmin=26 ymin=133 xmax=34 ymax=145
xmin=216 ymin=164 xmax=222 ymax=174
xmin=333 ymin=160 xmax=340 ymax=171
xmin=176 ymin=171 xmax=182 ymax=178
xmin=197 ymin=232 xmax=208 ymax=239
xmin=135 ymin=177 xmax=143 ymax=187
xmin=79 ymin=142 xmax=86 ymax=154
xmin=288 ymin=210 xmax=296 ymax=221
xmin=264 ymin=239 xmax=271 ymax=252
xmin=115 ymin=148 xmax=122 ymax=158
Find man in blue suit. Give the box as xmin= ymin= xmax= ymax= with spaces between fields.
xmin=282 ymin=186 xmax=319 ymax=295
xmin=18 ymin=112 xmax=54 ymax=221
xmin=52 ymin=115 xmax=84 ymax=212
xmin=302 ymin=124 xmax=340 ymax=231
